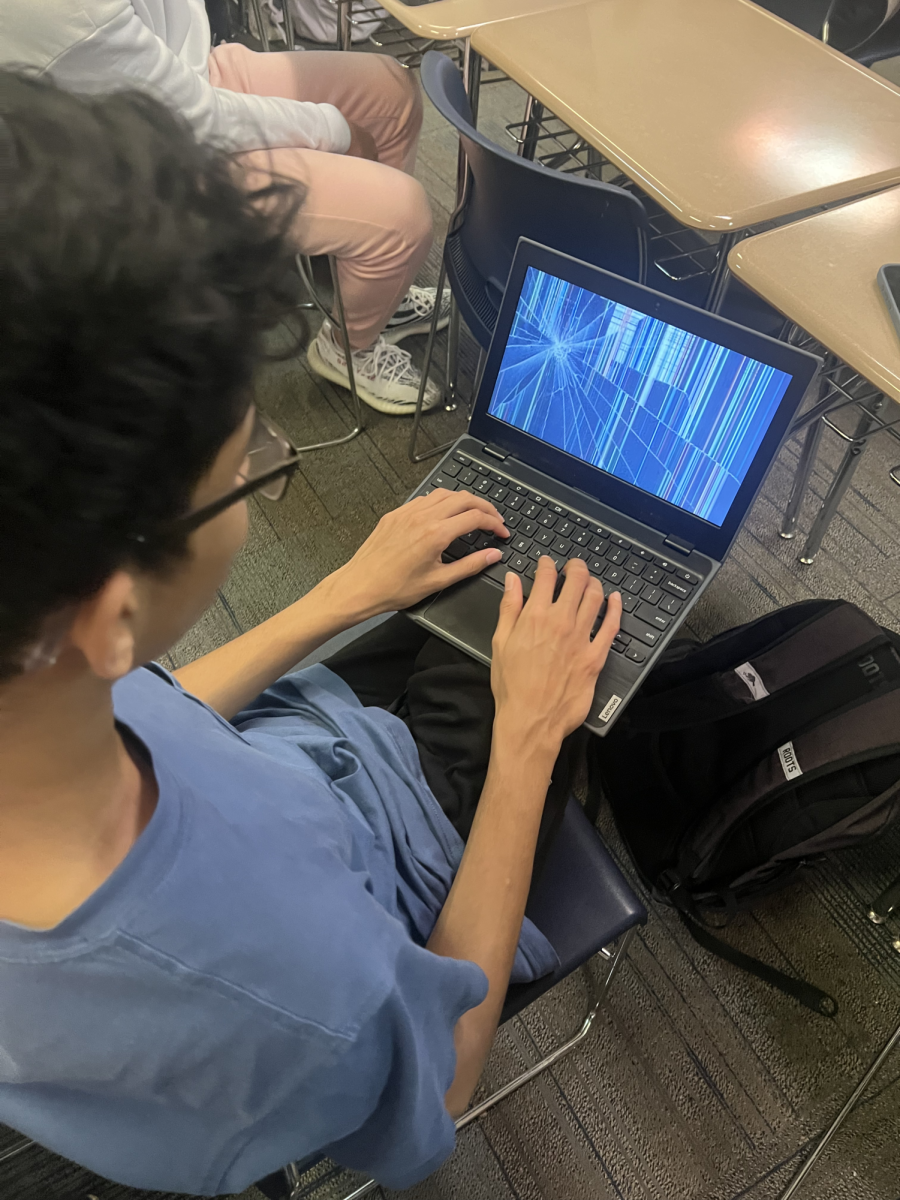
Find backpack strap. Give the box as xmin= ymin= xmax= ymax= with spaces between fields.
xmin=625 ymin=603 xmax=891 ymax=732
xmin=674 ymin=908 xmax=838 ymax=1018
xmin=661 ymin=872 xmax=838 ymax=1016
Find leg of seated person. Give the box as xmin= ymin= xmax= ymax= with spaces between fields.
xmin=325 ymin=616 xmax=576 ymax=874
xmin=323 ymin=612 xmax=431 ymax=708
xmin=210 ymin=44 xmax=440 ymax=410
xmin=239 ymin=145 xmax=432 ymax=349
xmin=209 ymin=42 xmax=423 ymax=174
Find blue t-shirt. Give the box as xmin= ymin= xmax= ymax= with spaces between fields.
xmin=0 ymin=664 xmax=556 ymax=1195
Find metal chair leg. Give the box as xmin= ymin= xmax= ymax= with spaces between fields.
xmin=798 ymin=393 xmax=884 ymax=564
xmin=869 ymin=872 xmax=900 ymax=923
xmin=705 ymin=230 xmax=740 ymax=312
xmin=281 ymin=0 xmax=295 ymax=50
xmin=445 ymin=297 xmax=461 ymax=414
xmin=294 ymin=254 xmax=365 ymax=451
xmin=455 ymin=926 xmax=638 ymax=1131
xmin=336 ymin=0 xmax=352 ymax=50
xmin=777 ymin=1015 xmax=900 ymax=1200
xmin=409 ymin=255 xmax=454 ymax=464
xmin=471 ymin=347 xmax=487 ymax=414
xmin=284 ymin=1163 xmax=379 ymax=1200
xmin=0 ymin=1138 xmax=33 ymax=1165
xmin=407 ymin=38 xmax=484 ymax=465
xmin=248 ymin=0 xmax=271 ymax=51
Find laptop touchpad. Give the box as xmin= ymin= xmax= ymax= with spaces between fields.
xmin=421 ymin=576 xmax=502 ymax=663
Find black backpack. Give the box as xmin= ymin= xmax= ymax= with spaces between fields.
xmin=591 ymin=598 xmax=900 ymax=1017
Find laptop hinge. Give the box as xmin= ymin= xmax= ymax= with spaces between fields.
xmin=663 ymin=534 xmax=694 ymax=557
xmin=482 ymin=443 xmax=509 ymax=462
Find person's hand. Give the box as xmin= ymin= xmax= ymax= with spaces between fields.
xmin=345 ymin=122 xmax=378 ymax=162
xmin=490 ymin=555 xmax=622 ymax=756
xmin=331 ymin=489 xmax=509 ymax=616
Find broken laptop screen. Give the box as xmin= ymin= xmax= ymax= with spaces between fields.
xmin=487 ymin=266 xmax=792 ymax=527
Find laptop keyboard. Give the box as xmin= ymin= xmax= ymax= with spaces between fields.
xmin=427 ymin=450 xmax=703 ymax=666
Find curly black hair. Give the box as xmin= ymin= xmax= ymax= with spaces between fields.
xmin=0 ymin=70 xmax=304 ymax=679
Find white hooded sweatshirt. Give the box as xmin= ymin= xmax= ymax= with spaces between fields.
xmin=0 ymin=0 xmax=351 ymax=153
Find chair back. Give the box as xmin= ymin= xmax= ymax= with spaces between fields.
xmin=420 ymin=51 xmax=650 ymax=347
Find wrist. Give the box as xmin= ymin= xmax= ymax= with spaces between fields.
xmin=312 ymin=565 xmax=384 ymax=628
xmin=491 ymin=710 xmax=561 ymax=776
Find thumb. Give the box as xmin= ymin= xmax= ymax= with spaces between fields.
xmin=493 ymin=570 xmax=523 ymax=651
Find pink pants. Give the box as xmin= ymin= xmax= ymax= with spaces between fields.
xmin=209 ymin=43 xmax=432 ymax=349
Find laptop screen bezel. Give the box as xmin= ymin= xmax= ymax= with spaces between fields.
xmin=468 ymin=240 xmax=820 ymax=562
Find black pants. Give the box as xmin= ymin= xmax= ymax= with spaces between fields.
xmin=325 ymin=614 xmax=583 ymax=878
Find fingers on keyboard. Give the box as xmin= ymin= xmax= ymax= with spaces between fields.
xmin=436 ymin=459 xmax=702 ymax=627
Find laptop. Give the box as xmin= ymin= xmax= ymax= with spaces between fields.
xmin=406 ymin=240 xmax=820 ymax=735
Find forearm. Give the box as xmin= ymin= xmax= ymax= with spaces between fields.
xmin=427 ymin=721 xmax=558 ymax=1117
xmin=173 ymin=569 xmax=378 ymax=718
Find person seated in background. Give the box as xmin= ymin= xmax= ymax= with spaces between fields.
xmin=269 ymin=0 xmax=387 ymax=48
xmin=1 ymin=0 xmax=447 ymax=416
xmin=0 ymin=72 xmax=621 ymax=1195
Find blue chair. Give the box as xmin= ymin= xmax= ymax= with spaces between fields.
xmin=258 ymin=791 xmax=646 ymax=1200
xmin=754 ymin=0 xmax=900 ymax=61
xmin=408 ymin=49 xmax=652 ymax=462
xmin=410 ymin=50 xmax=787 ymax=463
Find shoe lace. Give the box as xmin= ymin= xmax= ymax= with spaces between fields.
xmin=354 ymin=337 xmax=420 ymax=386
xmin=402 ymin=286 xmax=438 ymax=321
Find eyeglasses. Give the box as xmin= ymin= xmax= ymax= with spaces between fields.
xmin=161 ymin=409 xmax=301 ymax=540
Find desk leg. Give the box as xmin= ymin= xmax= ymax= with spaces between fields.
xmin=781 ymin=366 xmax=833 ymax=540
xmin=781 ymin=417 xmax=824 ymax=540
xmin=799 ymin=394 xmax=884 ymax=564
xmin=463 ymin=42 xmax=482 ymax=124
xmin=705 ymin=230 xmax=740 ymax=312
xmin=519 ymin=95 xmax=544 ymax=162
xmin=777 ymin=1016 xmax=900 ymax=1200
xmin=455 ymin=43 xmax=480 ymax=209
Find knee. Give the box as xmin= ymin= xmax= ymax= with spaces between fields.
xmin=393 ymin=173 xmax=432 ymax=255
xmin=380 ymin=57 xmax=424 ymax=135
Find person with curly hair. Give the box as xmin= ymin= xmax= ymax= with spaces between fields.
xmin=0 ymin=71 xmax=619 ymax=1196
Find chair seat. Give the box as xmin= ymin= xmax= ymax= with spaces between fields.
xmin=256 ymin=799 xmax=646 ymax=1198
xmin=502 ymin=795 xmax=647 ymax=1022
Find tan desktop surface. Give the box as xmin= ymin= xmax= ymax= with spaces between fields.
xmin=729 ymin=187 xmax=900 ymax=404
xmin=471 ymin=0 xmax=900 ymax=230
xmin=377 ymin=0 xmax=584 ymax=40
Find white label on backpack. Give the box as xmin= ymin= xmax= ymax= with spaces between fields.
xmin=598 ymin=694 xmax=623 ymax=723
xmin=777 ymin=740 xmax=803 ymax=781
xmin=735 ymin=661 xmax=769 ymax=700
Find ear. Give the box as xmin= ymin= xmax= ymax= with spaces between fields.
xmin=67 ymin=571 xmax=141 ymax=681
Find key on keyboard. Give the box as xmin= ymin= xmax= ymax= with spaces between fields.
xmin=436 ymin=460 xmax=703 ymax=627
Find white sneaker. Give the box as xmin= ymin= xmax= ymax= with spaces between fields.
xmin=308 ymin=322 xmax=443 ymax=416
xmin=382 ymin=285 xmax=452 ymax=344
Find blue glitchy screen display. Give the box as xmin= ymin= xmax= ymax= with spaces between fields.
xmin=487 ymin=268 xmax=791 ymax=526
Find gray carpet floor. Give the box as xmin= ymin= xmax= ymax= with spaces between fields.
xmin=3 ymin=53 xmax=900 ymax=1200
